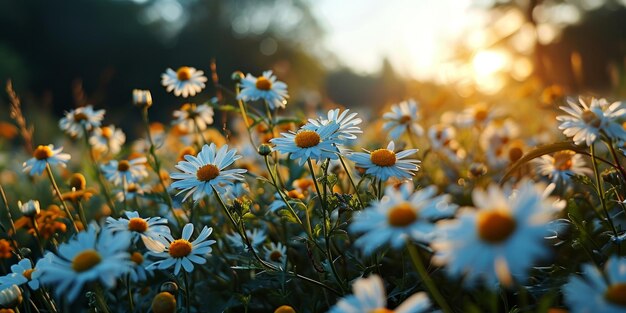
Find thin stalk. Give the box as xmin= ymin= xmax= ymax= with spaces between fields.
xmin=122 ymin=176 xmax=128 ymax=213
xmin=94 ymin=285 xmax=111 ymax=313
xmin=45 ymin=164 xmax=78 ymax=233
xmin=0 ymin=184 xmax=24 ymax=258
xmin=337 ymin=155 xmax=364 ymax=209
xmin=31 ymin=218 xmax=45 ymax=255
xmin=126 ymin=275 xmax=134 ymax=313
xmin=183 ymin=271 xmax=191 ymax=312
xmin=263 ymin=156 xmax=304 ymax=226
xmin=589 ymin=144 xmax=620 ymax=254
xmin=82 ymin=125 xmax=117 ymax=212
xmin=235 ymin=83 xmax=258 ymax=150
xmin=604 ymin=139 xmax=626 ymax=182
xmin=75 ymin=201 xmax=88 ymax=228
xmin=406 ymin=243 xmax=453 ymax=313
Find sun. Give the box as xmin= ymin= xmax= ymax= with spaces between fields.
xmin=472 ymin=50 xmax=509 ymax=77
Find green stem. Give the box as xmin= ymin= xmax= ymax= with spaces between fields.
xmin=590 ymin=143 xmax=620 ymax=254
xmin=82 ymin=125 xmax=117 ymax=213
xmin=30 ymin=218 xmax=45 ymax=255
xmin=94 ymin=285 xmax=111 ymax=313
xmin=126 ymin=275 xmax=135 ymax=313
xmin=183 ymin=271 xmax=191 ymax=312
xmin=263 ymin=156 xmax=304 ymax=226
xmin=406 ymin=243 xmax=453 ymax=313
xmin=337 ymin=154 xmax=364 ymax=209
xmin=45 ymin=164 xmax=78 ymax=233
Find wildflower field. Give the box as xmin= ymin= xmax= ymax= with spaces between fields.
xmin=2 ymin=1 xmax=626 ymax=313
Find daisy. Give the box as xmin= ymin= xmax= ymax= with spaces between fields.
xmin=557 ymin=97 xmax=626 ymax=146
xmin=105 ymin=211 xmax=171 ymax=244
xmin=563 ymin=256 xmax=626 ymax=313
xmin=534 ymin=150 xmax=592 ymax=186
xmin=128 ymin=251 xmax=153 ymax=282
xmin=89 ymin=125 xmax=126 ymax=155
xmin=350 ymin=182 xmax=457 ymax=255
xmin=382 ymin=99 xmax=424 ymax=140
xmin=270 ymin=122 xmax=342 ymax=166
xmin=114 ymin=183 xmax=146 ymax=202
xmin=36 ymin=225 xmax=133 ymax=301
xmin=347 ymin=141 xmax=420 ymax=181
xmin=161 ymin=66 xmax=207 ymax=98
xmin=170 ymin=143 xmax=247 ymax=202
xmin=456 ymin=103 xmax=498 ymax=128
xmin=132 ymin=89 xmax=153 ymax=108
xmin=101 ymin=157 xmax=148 ymax=186
xmin=145 ymin=223 xmax=216 ymax=275
xmin=0 ymin=259 xmax=39 ymax=290
xmin=302 ymin=109 xmax=363 ymax=140
xmin=225 ymin=228 xmax=267 ymax=252
xmin=237 ymin=70 xmax=289 ymax=109
xmin=18 ymin=199 xmax=40 ymax=217
xmin=428 ymin=124 xmax=456 ymax=150
xmin=0 ymin=285 xmax=21 ymax=308
xmin=23 ymin=144 xmax=71 ymax=176
xmin=328 ymin=275 xmax=431 ymax=313
xmin=264 ymin=242 xmax=287 ymax=266
xmin=172 ymin=103 xmax=214 ymax=132
xmin=432 ymin=180 xmax=565 ymax=288
xmin=59 ymin=105 xmax=105 ymax=138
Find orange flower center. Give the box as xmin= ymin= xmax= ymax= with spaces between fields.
xmin=605 ymin=283 xmax=626 ymax=306
xmin=474 ymin=109 xmax=488 ymax=122
xmin=127 ymin=183 xmax=139 ymax=193
xmin=553 ymin=150 xmax=575 ymax=171
xmin=196 ymin=164 xmax=220 ymax=181
xmin=72 ymin=249 xmax=102 ymax=272
xmin=270 ymin=251 xmax=283 ymax=262
xmin=152 ymin=292 xmax=177 ymax=313
xmin=69 ymin=173 xmax=87 ymax=191
xmin=287 ymin=190 xmax=304 ymax=199
xmin=581 ymin=110 xmax=602 ymax=128
xmin=370 ymin=309 xmax=394 ymax=313
xmin=176 ymin=67 xmax=192 ymax=81
xmin=128 ymin=217 xmax=148 ymax=233
xmin=131 ymin=252 xmax=144 ymax=265
xmin=169 ymin=239 xmax=193 ymax=258
xmin=118 ymin=160 xmax=131 ymax=172
xmin=387 ymin=202 xmax=418 ymax=227
xmin=477 ymin=210 xmax=517 ymax=243
xmin=399 ymin=115 xmax=412 ymax=124
xmin=274 ymin=305 xmax=296 ymax=313
xmin=508 ymin=147 xmax=523 ymax=163
xmin=294 ymin=130 xmax=321 ymax=148
xmin=255 ymin=76 xmax=272 ymax=91
xmin=22 ymin=269 xmax=34 ymax=280
xmin=74 ymin=112 xmax=89 ymax=122
xmin=33 ymin=145 xmax=53 ymax=160
xmin=101 ymin=126 xmax=113 ymax=138
xmin=370 ymin=149 xmax=397 ymax=167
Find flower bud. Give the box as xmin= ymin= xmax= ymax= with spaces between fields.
xmin=159 ymin=281 xmax=178 ymax=294
xmin=469 ymin=162 xmax=488 ymax=178
xmin=133 ymin=89 xmax=153 ymax=109
xmin=69 ymin=173 xmax=87 ymax=191
xmin=258 ymin=143 xmax=273 ymax=156
xmin=18 ymin=200 xmax=40 ymax=217
xmin=231 ymin=71 xmax=245 ymax=83
xmin=274 ymin=305 xmax=296 ymax=313
xmin=151 ymin=292 xmax=176 ymax=313
xmin=0 ymin=285 xmax=22 ymax=309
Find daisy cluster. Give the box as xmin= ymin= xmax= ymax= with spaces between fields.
xmin=1 ymin=62 xmax=626 ymax=313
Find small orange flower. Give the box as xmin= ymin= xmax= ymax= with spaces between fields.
xmin=0 ymin=239 xmax=13 ymax=259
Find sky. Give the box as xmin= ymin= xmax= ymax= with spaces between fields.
xmin=311 ymin=0 xmax=480 ymax=80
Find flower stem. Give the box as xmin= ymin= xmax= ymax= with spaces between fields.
xmin=126 ymin=275 xmax=135 ymax=313
xmin=183 ymin=271 xmax=191 ymax=312
xmin=82 ymin=125 xmax=117 ymax=213
xmin=45 ymin=163 xmax=78 ymax=233
xmin=94 ymin=285 xmax=111 ymax=313
xmin=589 ymin=143 xmax=620 ymax=253
xmin=406 ymin=243 xmax=453 ymax=313
xmin=263 ymin=156 xmax=304 ymax=226
xmin=337 ymin=155 xmax=364 ymax=209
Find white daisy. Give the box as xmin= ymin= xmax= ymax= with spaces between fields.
xmin=59 ymin=105 xmax=105 ymax=138
xmin=237 ymin=70 xmax=289 ymax=110
xmin=428 ymin=124 xmax=456 ymax=150
xmin=382 ymin=99 xmax=424 ymax=140
xmin=161 ymin=66 xmax=207 ymax=98
xmin=145 ymin=223 xmax=215 ymax=275
xmin=557 ymin=97 xmax=626 ymax=146
xmin=347 ymin=141 xmax=420 ymax=181
xmin=225 ymin=228 xmax=267 ymax=252
xmin=36 ymin=225 xmax=133 ymax=301
xmin=270 ymin=122 xmax=342 ymax=166
xmin=89 ymin=125 xmax=126 ymax=155
xmin=328 ymin=275 xmax=431 ymax=313
xmin=563 ymin=256 xmax=626 ymax=313
xmin=350 ymin=182 xmax=457 ymax=255
xmin=105 ymin=211 xmax=171 ymax=244
xmin=264 ymin=242 xmax=287 ymax=266
xmin=456 ymin=103 xmax=498 ymax=128
xmin=18 ymin=199 xmax=40 ymax=217
xmin=170 ymin=143 xmax=247 ymax=202
xmin=533 ymin=150 xmax=592 ymax=186
xmin=23 ymin=144 xmax=71 ymax=176
xmin=302 ymin=109 xmax=363 ymax=140
xmin=101 ymin=157 xmax=148 ymax=186
xmin=0 ymin=285 xmax=21 ymax=308
xmin=114 ymin=183 xmax=147 ymax=202
xmin=172 ymin=103 xmax=214 ymax=132
xmin=432 ymin=180 xmax=565 ymax=288
xmin=0 ymin=259 xmax=39 ymax=290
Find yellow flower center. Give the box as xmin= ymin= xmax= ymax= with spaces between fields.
xmin=168 ymin=239 xmax=193 ymax=258
xmin=370 ymin=149 xmax=397 ymax=167
xmin=270 ymin=251 xmax=283 ymax=262
xmin=72 ymin=249 xmax=102 ymax=272
xmin=477 ymin=210 xmax=517 ymax=244
xmin=117 ymin=160 xmax=130 ymax=172
xmin=128 ymin=217 xmax=148 ymax=233
xmin=101 ymin=126 xmax=113 ymax=138
xmin=127 ymin=183 xmax=139 ymax=193
xmin=553 ymin=150 xmax=575 ymax=171
xmin=474 ymin=109 xmax=488 ymax=122
xmin=255 ymin=76 xmax=272 ymax=91
xmin=131 ymin=252 xmax=144 ymax=265
xmin=69 ymin=173 xmax=87 ymax=191
xmin=399 ymin=115 xmax=412 ymax=124
xmin=387 ymin=202 xmax=418 ymax=227
xmin=152 ymin=292 xmax=177 ymax=313
xmin=605 ymin=283 xmax=626 ymax=306
xmin=508 ymin=146 xmax=523 ymax=163
xmin=294 ymin=130 xmax=321 ymax=148
xmin=274 ymin=305 xmax=296 ymax=313
xmin=176 ymin=67 xmax=192 ymax=81
xmin=74 ymin=112 xmax=89 ymax=122
xmin=370 ymin=309 xmax=394 ymax=313
xmin=22 ymin=269 xmax=34 ymax=280
xmin=33 ymin=145 xmax=53 ymax=160
xmin=581 ymin=109 xmax=602 ymax=128
xmin=196 ymin=164 xmax=220 ymax=181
